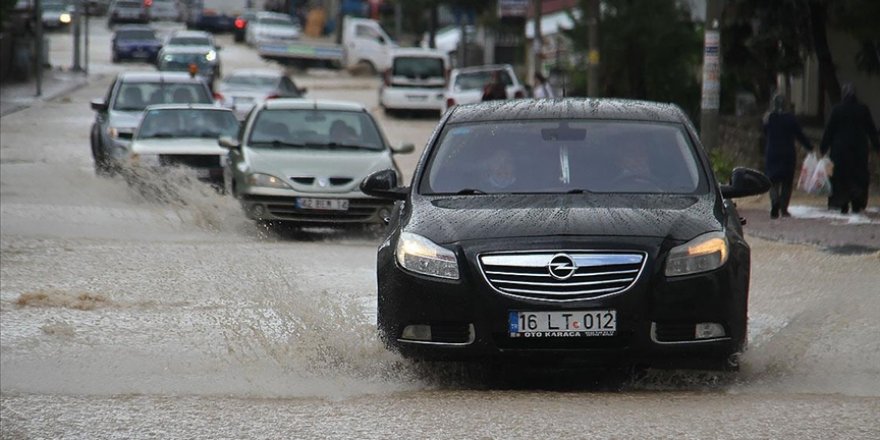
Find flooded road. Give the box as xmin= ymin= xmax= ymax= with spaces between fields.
xmin=2 ymin=25 xmax=880 ymax=439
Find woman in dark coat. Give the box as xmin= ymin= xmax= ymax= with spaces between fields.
xmin=763 ymin=94 xmax=814 ymax=218
xmin=820 ymin=84 xmax=880 ymax=214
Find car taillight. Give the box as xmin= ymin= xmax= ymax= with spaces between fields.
xmin=383 ymin=69 xmax=391 ymax=87
xmin=446 ymin=98 xmax=456 ymax=108
xmin=234 ymin=18 xmax=245 ymax=29
xmin=143 ymin=0 xmax=152 ymax=6
xmin=514 ymin=90 xmax=525 ymax=99
xmin=213 ymin=92 xmax=224 ymax=102
xmin=266 ymin=94 xmax=280 ymax=100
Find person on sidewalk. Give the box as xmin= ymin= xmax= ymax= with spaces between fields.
xmin=763 ymin=93 xmax=814 ymax=218
xmin=819 ymin=83 xmax=880 ymax=214
xmin=481 ymin=71 xmax=508 ymax=102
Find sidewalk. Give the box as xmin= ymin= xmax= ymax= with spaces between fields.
xmin=738 ymin=195 xmax=880 ymax=255
xmin=0 ymin=68 xmax=89 ymax=116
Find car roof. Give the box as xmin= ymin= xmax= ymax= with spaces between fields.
xmin=262 ymin=99 xmax=367 ymax=112
xmin=169 ymin=30 xmax=212 ymax=39
xmin=118 ymin=71 xmax=208 ymax=83
xmin=446 ymin=98 xmax=687 ymax=124
xmin=255 ymin=11 xmax=292 ymax=20
xmin=160 ymin=45 xmax=211 ymax=54
xmin=452 ymin=64 xmax=514 ymax=75
xmin=225 ymin=68 xmax=285 ymax=78
xmin=144 ymin=104 xmax=231 ymax=112
xmin=115 ymin=25 xmax=154 ymax=31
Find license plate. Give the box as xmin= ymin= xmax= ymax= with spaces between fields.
xmin=296 ymin=198 xmax=349 ymax=211
xmin=406 ymin=94 xmax=428 ymax=101
xmin=508 ymin=310 xmax=616 ymax=337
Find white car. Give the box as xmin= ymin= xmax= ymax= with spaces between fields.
xmin=149 ymin=0 xmax=180 ymax=21
xmin=441 ymin=64 xmax=527 ymax=113
xmin=379 ymin=48 xmax=449 ymax=115
xmin=214 ymin=69 xmax=306 ymax=120
xmin=246 ymin=12 xmax=300 ymax=46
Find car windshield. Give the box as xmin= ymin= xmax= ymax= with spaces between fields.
xmin=117 ymin=30 xmax=156 ymax=40
xmin=248 ymin=109 xmax=384 ymax=151
xmin=222 ymin=75 xmax=279 ymax=89
xmin=260 ymin=17 xmax=295 ymax=26
xmin=393 ymin=57 xmax=444 ymax=79
xmin=454 ymin=70 xmax=513 ymax=91
xmin=113 ymin=82 xmax=212 ymax=111
xmin=117 ymin=1 xmax=141 ymax=8
xmin=158 ymin=53 xmax=212 ymax=71
xmin=423 ymin=120 xmax=704 ymax=194
xmin=168 ymin=37 xmax=211 ymax=46
xmin=137 ymin=109 xmax=238 ymax=140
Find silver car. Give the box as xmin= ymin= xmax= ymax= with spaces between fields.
xmin=219 ymin=99 xmax=413 ymax=226
xmin=214 ymin=69 xmax=306 ymax=120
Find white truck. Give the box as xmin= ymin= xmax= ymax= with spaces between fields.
xmin=257 ymin=17 xmax=396 ymax=72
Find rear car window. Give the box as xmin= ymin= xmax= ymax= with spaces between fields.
xmin=168 ymin=37 xmax=211 ymax=46
xmin=113 ymin=82 xmax=212 ymax=111
xmin=423 ymin=120 xmax=704 ymax=194
xmin=392 ymin=57 xmax=445 ymax=79
xmin=117 ymin=30 xmax=156 ymax=40
xmin=454 ymin=70 xmax=513 ymax=91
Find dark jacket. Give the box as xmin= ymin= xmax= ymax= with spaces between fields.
xmin=481 ymin=82 xmax=507 ymax=101
xmin=820 ymin=96 xmax=880 ymax=180
xmin=763 ymin=111 xmax=813 ymax=181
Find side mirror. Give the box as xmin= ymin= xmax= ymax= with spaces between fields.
xmin=391 ymin=142 xmax=415 ymax=155
xmin=90 ymin=99 xmax=108 ymax=112
xmin=360 ymin=169 xmax=408 ymax=200
xmin=297 ymin=87 xmax=308 ymax=95
xmin=720 ymin=167 xmax=771 ymax=199
xmin=218 ymin=136 xmax=241 ymax=150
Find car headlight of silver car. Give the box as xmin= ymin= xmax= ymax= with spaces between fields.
xmin=665 ymin=231 xmax=729 ymax=277
xmin=395 ymin=232 xmax=459 ymax=280
xmin=247 ymin=173 xmax=291 ymax=189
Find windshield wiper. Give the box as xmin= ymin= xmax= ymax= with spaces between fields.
xmin=323 ymin=142 xmax=378 ymax=151
xmin=454 ymin=188 xmax=487 ymax=195
xmin=251 ymin=140 xmax=307 ymax=148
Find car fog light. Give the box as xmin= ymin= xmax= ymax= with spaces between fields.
xmin=401 ymin=324 xmax=432 ymax=341
xmin=251 ymin=204 xmax=266 ymax=218
xmin=378 ymin=207 xmax=391 ymax=221
xmin=695 ymin=323 xmax=726 ymax=339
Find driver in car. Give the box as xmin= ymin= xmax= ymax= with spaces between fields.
xmin=480 ymin=148 xmax=517 ymax=190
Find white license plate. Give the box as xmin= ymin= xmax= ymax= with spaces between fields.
xmin=296 ymin=198 xmax=349 ymax=211
xmin=508 ymin=310 xmax=616 ymax=337
xmin=406 ymin=94 xmax=428 ymax=101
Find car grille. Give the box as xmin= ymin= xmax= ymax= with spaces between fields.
xmin=479 ymin=252 xmax=646 ymax=302
xmin=243 ymin=195 xmax=392 ymax=223
xmin=160 ymin=154 xmax=221 ymax=169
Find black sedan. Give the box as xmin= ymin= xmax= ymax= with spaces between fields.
xmin=361 ymin=98 xmax=770 ymax=371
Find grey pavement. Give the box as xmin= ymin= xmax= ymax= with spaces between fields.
xmin=0 ymin=68 xmax=89 ymax=116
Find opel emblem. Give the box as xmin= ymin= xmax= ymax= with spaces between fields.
xmin=317 ymin=177 xmax=330 ymax=188
xmin=548 ymin=254 xmax=577 ymax=280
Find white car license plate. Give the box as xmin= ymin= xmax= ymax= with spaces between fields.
xmin=296 ymin=198 xmax=349 ymax=211
xmin=508 ymin=310 xmax=616 ymax=337
xmin=406 ymin=94 xmax=428 ymax=101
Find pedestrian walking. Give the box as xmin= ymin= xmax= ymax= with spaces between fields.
xmin=532 ymin=72 xmax=554 ymax=98
xmin=763 ymin=93 xmax=814 ymax=218
xmin=481 ymin=71 xmax=508 ymax=101
xmin=819 ymin=83 xmax=880 ymax=214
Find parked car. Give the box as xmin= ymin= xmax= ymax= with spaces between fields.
xmin=107 ymin=0 xmax=149 ymax=26
xmin=441 ymin=64 xmax=526 ymax=113
xmin=126 ymin=104 xmax=239 ymax=188
xmin=164 ymin=29 xmax=217 ymax=49
xmin=148 ymin=0 xmax=179 ymax=21
xmin=219 ymin=99 xmax=414 ymax=226
xmin=379 ymin=48 xmax=449 ymax=116
xmin=41 ymin=1 xmax=73 ymax=29
xmin=89 ymin=72 xmax=215 ymax=175
xmin=156 ymin=46 xmax=220 ymax=90
xmin=245 ymin=11 xmax=300 ymax=46
xmin=360 ymin=98 xmax=771 ymax=370
xmin=111 ymin=24 xmax=162 ymax=63
xmin=214 ymin=69 xmax=305 ymax=120
xmin=232 ymin=9 xmax=257 ymax=43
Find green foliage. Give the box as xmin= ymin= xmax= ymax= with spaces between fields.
xmin=566 ymin=0 xmax=703 ymax=118
xmin=709 ymin=148 xmax=736 ymax=183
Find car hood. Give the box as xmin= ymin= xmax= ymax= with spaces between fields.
xmin=244 ymin=147 xmax=394 ymax=193
xmin=107 ymin=110 xmax=143 ymax=130
xmin=406 ymin=193 xmax=722 ymax=244
xmin=118 ymin=39 xmax=162 ymax=46
xmin=131 ymin=138 xmax=226 ymax=155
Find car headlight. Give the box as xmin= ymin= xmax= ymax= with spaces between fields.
xmin=59 ymin=13 xmax=71 ymax=23
xmin=665 ymin=231 xmax=729 ymax=277
xmin=206 ymin=50 xmax=217 ymax=62
xmin=246 ymin=173 xmax=291 ymax=189
xmin=130 ymin=153 xmax=161 ymax=167
xmin=395 ymin=232 xmax=459 ymax=279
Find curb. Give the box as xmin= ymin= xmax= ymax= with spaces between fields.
xmin=0 ymin=71 xmax=91 ymax=117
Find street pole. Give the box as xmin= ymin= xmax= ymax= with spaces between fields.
xmin=34 ymin=0 xmax=43 ymax=96
xmin=84 ymin=3 xmax=89 ymax=74
xmin=533 ymin=0 xmax=542 ymax=84
xmin=428 ymin=4 xmax=437 ymax=49
xmin=700 ymin=0 xmax=723 ymax=150
xmin=586 ymin=0 xmax=599 ymax=97
xmin=394 ymin=1 xmax=401 ymax=42
xmin=73 ymin=0 xmax=82 ymax=71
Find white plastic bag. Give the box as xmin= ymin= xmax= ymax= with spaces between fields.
xmin=797 ymin=152 xmax=818 ymax=192
xmin=806 ymin=156 xmax=834 ymax=195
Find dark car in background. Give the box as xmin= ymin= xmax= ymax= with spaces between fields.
xmin=89 ymin=71 xmax=215 ymax=175
xmin=184 ymin=1 xmax=235 ymax=33
xmin=361 ymin=98 xmax=771 ymax=371
xmin=107 ymin=0 xmax=149 ymax=26
xmin=111 ymin=25 xmax=162 ymax=62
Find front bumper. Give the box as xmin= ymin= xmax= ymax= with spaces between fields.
xmin=376 ymin=236 xmax=749 ymax=369
xmin=240 ymin=193 xmax=394 ymax=225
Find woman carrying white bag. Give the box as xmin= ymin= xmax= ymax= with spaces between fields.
xmin=764 ymin=94 xmax=814 ymax=218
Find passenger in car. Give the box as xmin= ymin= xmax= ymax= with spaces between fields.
xmin=480 ymin=148 xmax=517 ymax=190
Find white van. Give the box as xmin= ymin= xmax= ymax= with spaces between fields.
xmin=379 ymin=48 xmax=449 ymax=115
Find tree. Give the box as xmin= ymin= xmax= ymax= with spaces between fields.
xmin=567 ymin=0 xmax=703 ymax=117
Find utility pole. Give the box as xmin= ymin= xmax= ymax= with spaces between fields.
xmin=73 ymin=0 xmax=82 ymax=71
xmin=428 ymin=3 xmax=437 ymax=49
xmin=84 ymin=2 xmax=89 ymax=74
xmin=533 ymin=0 xmax=542 ymax=83
xmin=34 ymin=0 xmax=43 ymax=96
xmin=394 ymin=1 xmax=401 ymax=41
xmin=586 ymin=0 xmax=599 ymax=97
xmin=700 ymin=0 xmax=723 ymax=150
